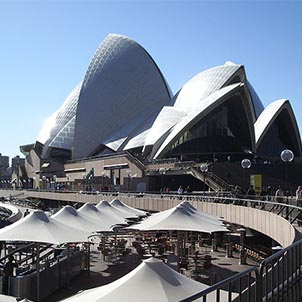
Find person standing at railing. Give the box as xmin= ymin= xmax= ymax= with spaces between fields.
xmin=3 ymin=255 xmax=18 ymax=295
xmin=246 ymin=185 xmax=255 ymax=198
xmin=295 ymin=186 xmax=302 ymax=207
xmin=275 ymin=186 xmax=284 ymax=208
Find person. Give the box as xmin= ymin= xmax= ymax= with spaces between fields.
xmin=266 ymin=186 xmax=272 ymax=201
xmin=296 ymin=186 xmax=302 ymax=207
xmin=186 ymin=185 xmax=192 ymax=193
xmin=246 ymin=185 xmax=255 ymax=198
xmin=260 ymin=187 xmax=267 ymax=201
xmin=3 ymin=255 xmax=18 ymax=294
xmin=177 ymin=186 xmax=184 ymax=195
xmin=23 ymin=209 xmax=30 ymax=217
xmin=275 ymin=186 xmax=284 ymax=207
xmin=0 ymin=241 xmax=3 ymax=258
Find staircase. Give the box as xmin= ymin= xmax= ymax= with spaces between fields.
xmin=190 ymin=166 xmax=232 ymax=192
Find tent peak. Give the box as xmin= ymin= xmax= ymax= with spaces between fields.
xmin=96 ymin=200 xmax=111 ymax=207
xmin=31 ymin=210 xmax=50 ymax=223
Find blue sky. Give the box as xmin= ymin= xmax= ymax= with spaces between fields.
xmin=0 ymin=0 xmax=301 ymax=161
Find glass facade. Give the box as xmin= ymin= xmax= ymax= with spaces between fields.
xmin=167 ymin=95 xmax=252 ymax=158
xmin=257 ymin=109 xmax=301 ymax=156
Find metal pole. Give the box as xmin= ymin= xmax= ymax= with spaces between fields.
xmin=67 ymin=243 xmax=70 ymax=288
xmin=286 ymin=163 xmax=289 ymax=217
xmin=36 ymin=242 xmax=40 ymax=301
xmin=87 ymin=242 xmax=91 ymax=275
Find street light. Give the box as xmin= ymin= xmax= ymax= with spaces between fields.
xmin=126 ymin=170 xmax=132 ymax=192
xmin=281 ymin=149 xmax=294 ymax=202
xmin=82 ymin=173 xmax=86 ymax=191
xmin=42 ymin=176 xmax=46 ymax=190
xmin=241 ymin=158 xmax=251 ymax=193
xmin=159 ymin=167 xmax=167 ymax=193
xmin=66 ymin=174 xmax=70 ymax=191
xmin=53 ymin=175 xmax=57 ymax=190
xmin=200 ymin=163 xmax=208 ymax=193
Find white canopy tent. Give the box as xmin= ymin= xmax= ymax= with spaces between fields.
xmin=128 ymin=202 xmax=228 ymax=233
xmin=52 ymin=205 xmax=107 ymax=233
xmin=110 ymin=199 xmax=147 ymax=218
xmin=60 ymin=257 xmax=237 ymax=302
xmin=0 ymin=210 xmax=90 ymax=244
xmin=77 ymin=203 xmax=125 ymax=230
xmin=0 ymin=210 xmax=90 ymax=301
xmin=96 ymin=200 xmax=137 ymax=220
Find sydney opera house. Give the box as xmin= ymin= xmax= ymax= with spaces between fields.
xmin=20 ymin=34 xmax=301 ymax=192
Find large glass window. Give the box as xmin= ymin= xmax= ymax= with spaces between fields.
xmin=257 ymin=109 xmax=301 ymax=156
xmin=166 ymin=95 xmax=252 ymax=158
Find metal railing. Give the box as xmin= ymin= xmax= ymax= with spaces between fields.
xmin=179 ymin=239 xmax=302 ymax=302
xmin=3 ymin=189 xmax=302 ymax=301
xmin=179 ymin=266 xmax=258 ymax=302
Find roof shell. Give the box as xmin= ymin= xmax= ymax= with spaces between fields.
xmin=254 ymin=99 xmax=301 ymax=154
xmin=73 ymin=34 xmax=171 ymax=159
xmin=152 ymin=83 xmax=255 ymax=158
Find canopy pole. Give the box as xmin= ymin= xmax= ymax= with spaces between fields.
xmin=87 ymin=242 xmax=91 ymax=275
xmin=36 ymin=242 xmax=40 ymax=302
xmin=177 ymin=231 xmax=180 ymax=272
xmin=114 ymin=231 xmax=117 ymax=263
xmin=67 ymin=243 xmax=70 ymax=288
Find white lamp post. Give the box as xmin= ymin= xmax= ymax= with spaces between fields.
xmin=101 ymin=171 xmax=106 ymax=191
xmin=53 ymin=175 xmax=57 ymax=190
xmin=200 ymin=163 xmax=208 ymax=193
xmin=159 ymin=167 xmax=167 ymax=193
xmin=42 ymin=176 xmax=46 ymax=190
xmin=241 ymin=159 xmax=251 ymax=193
xmin=281 ymin=149 xmax=294 ymax=201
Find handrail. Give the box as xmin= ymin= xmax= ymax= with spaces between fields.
xmin=179 ymin=266 xmax=258 ymax=301
xmin=3 ymin=189 xmax=302 ymax=301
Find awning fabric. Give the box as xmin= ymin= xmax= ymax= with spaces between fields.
xmin=110 ymin=199 xmax=147 ymax=217
xmin=77 ymin=203 xmax=125 ymax=231
xmin=60 ymin=257 xmax=236 ymax=302
xmin=128 ymin=202 xmax=228 ymax=233
xmin=96 ymin=200 xmax=134 ymax=220
xmin=52 ymin=206 xmax=106 ymax=233
xmin=0 ymin=210 xmax=89 ymax=244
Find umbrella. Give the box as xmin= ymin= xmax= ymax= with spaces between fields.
xmin=0 ymin=210 xmax=89 ymax=244
xmin=52 ymin=205 xmax=104 ymax=233
xmin=128 ymin=203 xmax=228 ymax=233
xmin=110 ymin=199 xmax=147 ymax=218
xmin=60 ymin=257 xmax=236 ymax=302
xmin=77 ymin=203 xmax=125 ymax=231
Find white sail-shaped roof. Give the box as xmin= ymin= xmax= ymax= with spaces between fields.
xmin=143 ymin=106 xmax=186 ymax=149
xmin=39 ymin=82 xmax=82 ymax=156
xmin=61 ymin=257 xmax=236 ymax=302
xmin=255 ymin=99 xmax=301 ymax=146
xmin=73 ymin=34 xmax=171 ymax=158
xmin=153 ymin=83 xmax=248 ymax=158
xmin=173 ymin=63 xmax=241 ymax=113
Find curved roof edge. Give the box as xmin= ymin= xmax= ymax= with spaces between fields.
xmin=153 ymin=82 xmax=255 ymax=159
xmin=255 ymin=99 xmax=302 ymax=153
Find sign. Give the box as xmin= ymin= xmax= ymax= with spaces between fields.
xmin=250 ymin=174 xmax=262 ymax=194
